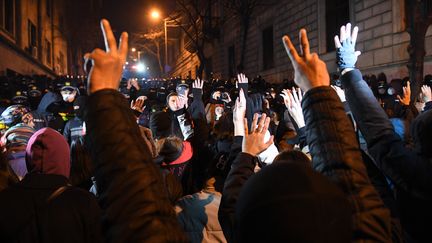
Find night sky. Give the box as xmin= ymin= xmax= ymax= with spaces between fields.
xmin=101 ymin=0 xmax=176 ymax=33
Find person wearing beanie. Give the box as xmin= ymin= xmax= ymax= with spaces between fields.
xmin=236 ymin=161 xmax=352 ymax=243
xmin=2 ymin=123 xmax=35 ymax=179
xmin=0 ymin=128 xmax=103 ymax=243
xmin=63 ymin=96 xmax=87 ymax=144
xmin=149 ymin=111 xmax=173 ymax=140
xmin=155 ymin=136 xmax=193 ymax=180
xmin=0 ymin=104 xmax=31 ymax=130
xmin=219 ymin=27 xmax=392 ymax=242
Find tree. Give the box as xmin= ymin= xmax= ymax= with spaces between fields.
xmin=405 ymin=0 xmax=432 ymax=101
xmin=132 ymin=31 xmax=165 ymax=76
xmin=64 ymin=0 xmax=103 ymax=75
xmin=223 ymin=0 xmax=276 ymax=73
xmin=173 ymin=0 xmax=220 ymax=78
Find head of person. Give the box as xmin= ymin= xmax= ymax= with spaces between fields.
xmin=155 ymin=136 xmax=192 ymax=167
xmin=1 ymin=105 xmax=31 ymax=129
xmin=411 ymin=110 xmax=432 ymax=158
xmin=25 ymin=128 xmax=70 ymax=178
xmin=235 ymin=160 xmax=352 ymax=242
xmin=3 ymin=123 xmax=35 ymax=151
xmin=215 ymin=105 xmax=224 ymax=118
xmin=60 ymin=86 xmax=78 ymax=103
xmin=213 ymin=111 xmax=234 ymax=142
xmin=73 ymin=96 xmax=87 ymax=120
xmin=166 ymin=92 xmax=180 ymax=112
xmin=69 ymin=137 xmax=93 ymax=187
xmin=149 ymin=111 xmax=173 ymax=140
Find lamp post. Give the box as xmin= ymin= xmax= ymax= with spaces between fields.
xmin=151 ymin=10 xmax=168 ymax=73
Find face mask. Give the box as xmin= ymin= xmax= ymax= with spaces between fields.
xmin=387 ymin=87 xmax=395 ymax=96
xmin=61 ymin=91 xmax=76 ymax=103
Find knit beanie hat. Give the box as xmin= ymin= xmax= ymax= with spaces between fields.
xmin=149 ymin=111 xmax=172 ymax=139
xmin=155 ymin=136 xmax=192 ymax=166
xmin=3 ymin=123 xmax=35 ymax=149
xmin=236 ymin=161 xmax=352 ymax=242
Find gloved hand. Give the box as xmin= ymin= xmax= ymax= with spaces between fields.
xmin=334 ymin=23 xmax=361 ymax=72
xmin=192 ymin=78 xmax=203 ymax=101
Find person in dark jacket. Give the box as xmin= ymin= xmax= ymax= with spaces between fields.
xmin=219 ymin=27 xmax=392 ymax=242
xmin=63 ymin=96 xmax=87 ymax=144
xmin=0 ymin=127 xmax=103 ymax=243
xmin=31 ymin=91 xmax=63 ymax=132
xmin=83 ymin=19 xmax=187 ymax=242
xmin=336 ymin=23 xmax=432 ymax=242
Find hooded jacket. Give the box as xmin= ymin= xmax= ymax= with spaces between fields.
xmin=0 ymin=128 xmax=102 ymax=243
xmin=31 ymin=92 xmax=62 ymax=131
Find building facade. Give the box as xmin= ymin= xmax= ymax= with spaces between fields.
xmin=170 ymin=0 xmax=432 ymax=82
xmin=0 ymin=0 xmax=68 ymax=77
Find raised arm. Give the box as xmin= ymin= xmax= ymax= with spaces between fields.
xmin=83 ymin=19 xmax=186 ymax=242
xmin=335 ymin=23 xmax=432 ymax=198
xmin=282 ymin=27 xmax=391 ymax=241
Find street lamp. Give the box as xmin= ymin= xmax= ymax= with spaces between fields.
xmin=150 ymin=10 xmax=160 ymax=19
xmin=150 ymin=9 xmax=169 ymax=73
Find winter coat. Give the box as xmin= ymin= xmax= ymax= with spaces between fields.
xmin=84 ymin=89 xmax=187 ymax=242
xmin=0 ymin=174 xmax=103 ymax=243
xmin=175 ymin=189 xmax=227 ymax=243
xmin=341 ymin=69 xmax=432 ymax=242
xmin=0 ymin=127 xmax=102 ymax=243
xmin=63 ymin=117 xmax=84 ymax=144
xmin=219 ymin=87 xmax=392 ymax=242
xmin=302 ymin=86 xmax=391 ymax=242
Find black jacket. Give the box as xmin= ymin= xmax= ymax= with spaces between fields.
xmin=63 ymin=117 xmax=84 ymax=144
xmin=218 ymin=152 xmax=257 ymax=243
xmin=302 ymin=86 xmax=391 ymax=242
xmin=84 ymin=89 xmax=187 ymax=242
xmin=341 ymin=69 xmax=432 ymax=241
xmin=0 ymin=174 xmax=102 ymax=243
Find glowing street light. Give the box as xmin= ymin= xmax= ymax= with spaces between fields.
xmin=136 ymin=63 xmax=146 ymax=73
xmin=131 ymin=47 xmax=136 ymax=52
xmin=150 ymin=10 xmax=161 ymax=20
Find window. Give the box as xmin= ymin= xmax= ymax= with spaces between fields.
xmin=262 ymin=26 xmax=274 ymax=70
xmin=228 ymin=45 xmax=235 ymax=78
xmin=46 ymin=39 xmax=51 ymax=64
xmin=1 ymin=0 xmax=15 ymax=35
xmin=325 ymin=0 xmax=349 ymax=52
xmin=28 ymin=20 xmax=37 ymax=49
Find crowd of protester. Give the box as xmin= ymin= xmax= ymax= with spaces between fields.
xmin=0 ymin=19 xmax=432 ymax=243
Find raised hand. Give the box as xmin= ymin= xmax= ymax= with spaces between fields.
xmin=332 ymin=85 xmax=346 ymax=102
xmin=281 ymin=88 xmax=305 ymax=128
xmin=282 ymin=29 xmax=330 ymax=92
xmin=131 ymin=79 xmax=140 ymax=90
xmin=397 ymin=81 xmax=411 ymax=106
xmin=85 ymin=19 xmax=128 ymax=94
xmin=130 ymin=96 xmax=147 ymax=113
xmin=177 ymin=95 xmax=188 ymax=110
xmin=421 ymin=85 xmax=431 ymax=103
xmin=192 ymin=78 xmax=204 ymax=90
xmin=334 ymin=23 xmax=361 ymax=72
xmin=242 ymin=113 xmax=274 ymax=157
xmin=233 ymin=88 xmax=247 ymax=136
xmin=237 ymin=73 xmax=248 ymax=84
